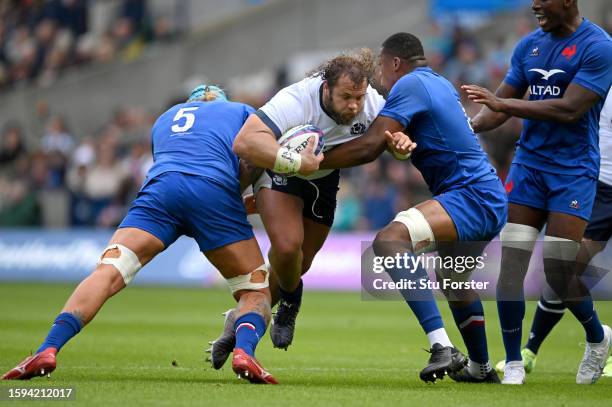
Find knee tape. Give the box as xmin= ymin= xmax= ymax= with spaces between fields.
xmin=542 ymin=235 xmax=580 ymax=262
xmin=98 ymin=244 xmax=142 ymax=285
xmin=392 ymin=208 xmax=435 ymax=254
xmin=500 ymin=223 xmax=539 ymax=251
xmin=226 ymin=263 xmax=270 ymax=293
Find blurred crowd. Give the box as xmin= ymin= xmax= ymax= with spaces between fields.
xmin=0 ymin=101 xmax=156 ymax=227
xmin=0 ymin=0 xmax=179 ymax=90
xmin=1 ymin=8 xmax=609 ymax=230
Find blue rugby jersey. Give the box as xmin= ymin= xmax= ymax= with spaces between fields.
xmin=504 ymin=19 xmax=612 ymax=179
xmin=380 ymin=67 xmax=498 ymax=196
xmin=145 ymin=101 xmax=255 ymax=191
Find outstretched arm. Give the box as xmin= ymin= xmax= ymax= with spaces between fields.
xmin=320 ymin=116 xmax=415 ymax=169
xmin=464 ymin=82 xmax=600 ymax=125
xmin=463 ymin=82 xmax=525 ymax=133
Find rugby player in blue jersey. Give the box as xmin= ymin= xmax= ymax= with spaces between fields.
xmin=1 ymin=85 xmax=322 ymax=384
xmin=494 ymin=89 xmax=612 ymax=378
xmin=463 ymin=0 xmax=612 ymax=385
xmin=321 ymin=33 xmax=508 ymax=383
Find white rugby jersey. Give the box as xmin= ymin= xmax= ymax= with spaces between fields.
xmin=257 ymin=76 xmax=385 ymax=179
xmin=599 ymin=90 xmax=612 ymax=186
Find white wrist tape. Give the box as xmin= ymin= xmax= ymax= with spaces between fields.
xmin=274 ymin=147 xmax=301 ymax=174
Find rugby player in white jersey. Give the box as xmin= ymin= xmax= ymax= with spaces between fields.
xmin=206 ymin=49 xmax=414 ymax=368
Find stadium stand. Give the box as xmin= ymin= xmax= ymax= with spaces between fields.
xmin=0 ymin=0 xmax=609 ymax=229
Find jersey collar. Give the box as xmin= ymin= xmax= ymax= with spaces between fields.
xmin=547 ymin=17 xmax=588 ymax=39
xmin=413 ymin=66 xmax=433 ymax=73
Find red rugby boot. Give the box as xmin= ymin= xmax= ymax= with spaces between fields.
xmin=2 ymin=348 xmax=57 ymax=380
xmin=231 ymin=348 xmax=278 ymax=384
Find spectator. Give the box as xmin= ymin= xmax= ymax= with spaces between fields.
xmin=0 ymin=122 xmax=26 ymax=167
xmin=0 ymin=0 xmax=175 ymax=90
xmin=362 ymin=182 xmax=397 ymax=231
xmin=84 ymin=141 xmax=129 ymax=223
xmin=66 ymin=137 xmax=96 ymax=225
xmin=52 ymin=0 xmax=88 ymax=38
xmin=120 ymin=0 xmax=148 ymax=34
xmin=444 ymin=41 xmax=488 ymax=87
xmin=334 ymin=180 xmax=361 ymax=231
xmin=0 ymin=175 xmax=40 ymax=227
xmin=41 ymin=114 xmax=74 ymax=156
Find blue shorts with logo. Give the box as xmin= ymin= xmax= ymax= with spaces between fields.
xmin=119 ymin=171 xmax=254 ymax=252
xmin=505 ymin=162 xmax=597 ymax=221
xmin=434 ymin=178 xmax=508 ymax=242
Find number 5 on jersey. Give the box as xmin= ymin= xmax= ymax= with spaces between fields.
xmin=171 ymin=107 xmax=199 ymax=133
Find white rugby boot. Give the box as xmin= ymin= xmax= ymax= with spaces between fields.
xmin=576 ymin=324 xmax=612 ymax=384
xmin=502 ymin=360 xmax=525 ymax=385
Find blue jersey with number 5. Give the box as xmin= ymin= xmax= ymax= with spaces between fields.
xmin=379 ymin=67 xmax=498 ymax=195
xmin=145 ymin=101 xmax=255 ymax=191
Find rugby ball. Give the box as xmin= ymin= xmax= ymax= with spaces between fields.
xmin=278 ymin=124 xmax=325 ymax=156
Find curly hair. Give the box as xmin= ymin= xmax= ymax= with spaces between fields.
xmin=307 ymin=48 xmax=375 ymax=89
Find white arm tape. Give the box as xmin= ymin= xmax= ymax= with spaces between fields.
xmin=500 ymin=222 xmax=539 ymax=251
xmin=392 ymin=207 xmax=435 ymax=254
xmin=226 ymin=263 xmax=270 ymax=293
xmin=98 ymin=244 xmax=142 ymax=285
xmin=274 ymin=147 xmax=301 ymax=174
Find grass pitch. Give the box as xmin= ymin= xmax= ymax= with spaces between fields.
xmin=1 ymin=283 xmax=611 ymax=406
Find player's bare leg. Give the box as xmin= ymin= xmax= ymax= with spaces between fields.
xmin=269 ymin=217 xmax=331 ymax=349
xmin=217 ymin=187 xmax=332 ymax=352
xmin=301 ymin=217 xmax=331 ymax=275
xmin=496 ymin=203 xmax=546 ymax=384
xmin=373 ymin=200 xmax=467 ymax=382
xmin=576 ymin=237 xmax=607 ymax=287
xmin=258 ymin=187 xmax=305 ymax=292
xmin=543 ymin=212 xmax=587 ymax=298
xmin=204 ymin=237 xmax=277 ymax=384
xmin=499 ymin=233 xmax=610 ymax=376
xmin=256 ymin=187 xmax=311 ymax=349
xmin=207 ymin=270 xmax=281 ymax=370
xmin=62 ymin=228 xmax=165 ymax=324
xmin=2 ymin=228 xmax=165 ymax=380
xmin=544 ymin=212 xmax=611 ymax=384
xmin=206 ymin=237 xmax=270 ymax=369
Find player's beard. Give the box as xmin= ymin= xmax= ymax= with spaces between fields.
xmin=322 ymin=93 xmax=355 ymax=125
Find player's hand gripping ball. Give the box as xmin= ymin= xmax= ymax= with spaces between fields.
xmin=278 ymin=125 xmax=325 ymax=176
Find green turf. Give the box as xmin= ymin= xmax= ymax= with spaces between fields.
xmin=0 ymin=283 xmax=611 ymax=406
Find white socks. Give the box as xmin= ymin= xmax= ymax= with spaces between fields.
xmin=427 ymin=328 xmax=453 ymax=348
